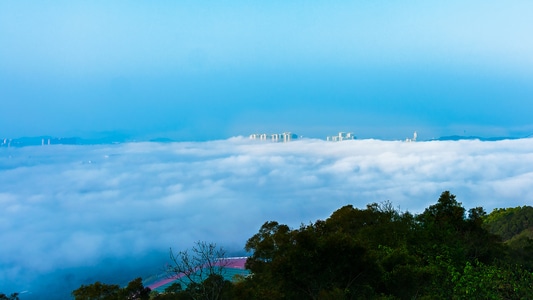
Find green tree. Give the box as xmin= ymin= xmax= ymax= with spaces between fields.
xmin=484 ymin=206 xmax=533 ymax=241
xmin=407 ymin=191 xmax=507 ymax=298
xmin=0 ymin=293 xmax=19 ymax=300
xmin=119 ymin=277 xmax=151 ymax=300
xmin=71 ymin=281 xmax=121 ymax=300
xmin=245 ymin=208 xmax=392 ymax=299
xmin=182 ymin=274 xmax=234 ymax=300
xmin=484 ymin=205 xmax=533 ymax=270
xmin=242 ymin=191 xmax=516 ymax=299
xmin=415 ymin=191 xmax=502 ymax=265
xmin=164 ymin=282 xmax=183 ymax=294
xmin=72 ymin=278 xmax=150 ymax=300
xmin=450 ymin=260 xmax=533 ymax=299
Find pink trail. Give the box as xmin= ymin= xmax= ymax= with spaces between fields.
xmin=147 ymin=257 xmax=248 ymax=290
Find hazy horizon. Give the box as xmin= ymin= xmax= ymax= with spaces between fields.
xmin=2 ymin=128 xmax=532 ymax=145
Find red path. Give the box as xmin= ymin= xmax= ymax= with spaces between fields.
xmin=147 ymin=257 xmax=248 ymax=290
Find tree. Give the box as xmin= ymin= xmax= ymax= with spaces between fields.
xmin=71 ymin=278 xmax=150 ymax=300
xmin=164 ymin=282 xmax=183 ymax=294
xmin=71 ymin=282 xmax=121 ymax=300
xmin=483 ymin=205 xmax=533 ymax=270
xmin=244 ymin=213 xmax=385 ymax=299
xmin=407 ymin=191 xmax=507 ymax=298
xmin=450 ymin=260 xmax=533 ymax=299
xmin=241 ymin=192 xmax=522 ymax=299
xmin=0 ymin=293 xmax=19 ymax=300
xmin=119 ymin=277 xmax=151 ymax=300
xmin=484 ymin=206 xmax=533 ymax=241
xmin=166 ymin=241 xmax=230 ymax=300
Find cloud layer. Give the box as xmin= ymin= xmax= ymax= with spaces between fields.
xmin=1 ymin=138 xmax=532 ymax=297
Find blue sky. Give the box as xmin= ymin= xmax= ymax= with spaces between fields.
xmin=1 ymin=1 xmax=533 ymax=140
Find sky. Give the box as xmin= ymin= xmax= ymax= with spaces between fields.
xmin=1 ymin=1 xmax=533 ymax=140
xmin=1 ymin=138 xmax=533 ymax=298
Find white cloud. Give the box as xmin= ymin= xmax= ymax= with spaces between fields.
xmin=1 ymin=137 xmax=532 ymax=297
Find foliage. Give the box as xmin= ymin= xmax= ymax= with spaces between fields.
xmin=242 ymin=191 xmax=529 ymax=299
xmin=71 ymin=278 xmax=150 ymax=300
xmin=484 ymin=205 xmax=533 ymax=270
xmin=450 ymin=260 xmax=533 ymax=299
xmin=120 ymin=278 xmax=151 ymax=300
xmin=484 ymin=206 xmax=533 ymax=241
xmin=164 ymin=282 xmax=183 ymax=294
xmin=71 ymin=282 xmax=121 ymax=300
xmin=151 ymin=275 xmax=235 ymax=300
xmin=0 ymin=293 xmax=19 ymax=300
xmin=244 ymin=203 xmax=411 ymax=299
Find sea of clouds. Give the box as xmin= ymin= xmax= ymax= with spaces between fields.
xmin=1 ymin=137 xmax=532 ymax=298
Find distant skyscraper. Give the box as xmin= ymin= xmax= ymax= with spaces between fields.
xmin=327 ymin=132 xmax=356 ymax=141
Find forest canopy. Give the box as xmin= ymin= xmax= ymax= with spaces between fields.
xmin=238 ymin=191 xmax=533 ymax=299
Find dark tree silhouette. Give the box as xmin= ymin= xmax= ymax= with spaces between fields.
xmin=166 ymin=241 xmax=230 ymax=300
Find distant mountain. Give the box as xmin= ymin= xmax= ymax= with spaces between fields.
xmin=1 ymin=135 xmax=140 ymax=147
xmin=431 ymin=135 xmax=521 ymax=141
xmin=148 ymin=137 xmax=177 ymax=143
xmin=1 ymin=136 xmax=82 ymax=147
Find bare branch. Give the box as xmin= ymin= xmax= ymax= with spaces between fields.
xmin=165 ymin=241 xmax=230 ymax=300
